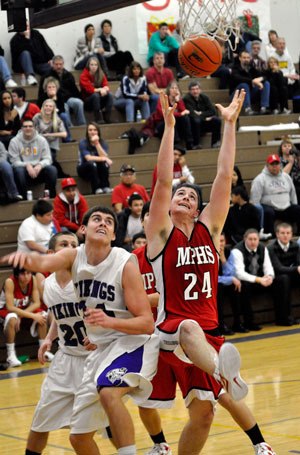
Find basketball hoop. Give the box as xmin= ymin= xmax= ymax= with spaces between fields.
xmin=178 ymin=0 xmax=240 ymax=50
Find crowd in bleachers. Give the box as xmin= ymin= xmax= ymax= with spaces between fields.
xmin=1 ymin=17 xmax=300 ymax=369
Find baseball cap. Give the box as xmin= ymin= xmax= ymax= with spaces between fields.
xmin=120 ymin=164 xmax=135 ymax=173
xmin=61 ymin=177 xmax=77 ymax=189
xmin=266 ymin=154 xmax=280 ymax=164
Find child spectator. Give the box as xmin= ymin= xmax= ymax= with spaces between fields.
xmin=53 ymin=177 xmax=89 ymax=239
xmin=12 ymin=87 xmax=40 ymax=122
xmin=114 ymin=193 xmax=144 ymax=251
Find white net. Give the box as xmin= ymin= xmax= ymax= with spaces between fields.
xmin=178 ymin=0 xmax=240 ymax=50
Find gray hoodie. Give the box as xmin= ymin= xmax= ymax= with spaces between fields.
xmin=250 ymin=166 xmax=297 ymax=210
xmin=8 ymin=129 xmax=52 ymax=168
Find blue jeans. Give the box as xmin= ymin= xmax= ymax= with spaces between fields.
xmin=233 ymin=81 xmax=270 ymax=109
xmin=114 ymin=97 xmax=150 ymax=122
xmin=65 ymin=98 xmax=86 ymax=126
xmin=0 ymin=56 xmax=12 ymax=82
xmin=59 ymin=112 xmax=73 ymax=142
xmin=149 ymin=94 xmax=159 ymax=113
xmin=0 ymin=161 xmax=19 ymax=198
xmin=18 ymin=50 xmax=52 ymax=76
xmin=13 ymin=165 xmax=57 ymax=199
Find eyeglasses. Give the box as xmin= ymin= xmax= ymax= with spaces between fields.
xmin=22 ymin=125 xmax=33 ymax=128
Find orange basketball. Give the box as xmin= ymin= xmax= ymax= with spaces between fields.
xmin=178 ymin=35 xmax=222 ymax=77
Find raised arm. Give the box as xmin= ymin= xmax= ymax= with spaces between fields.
xmin=146 ymin=93 xmax=176 ymax=259
xmin=200 ymin=90 xmax=245 ymax=249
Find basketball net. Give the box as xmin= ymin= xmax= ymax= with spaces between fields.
xmin=178 ymin=0 xmax=240 ymax=50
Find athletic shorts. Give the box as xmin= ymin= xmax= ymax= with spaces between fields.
xmin=31 ymin=350 xmax=88 ymax=432
xmin=70 ymin=333 xmax=159 ymax=434
xmin=0 ymin=309 xmax=44 ymax=332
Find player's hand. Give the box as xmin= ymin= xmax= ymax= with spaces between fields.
xmin=160 ymin=92 xmax=176 ymax=128
xmin=215 ymin=89 xmax=245 ymax=123
xmin=83 ymin=336 xmax=97 ymax=351
xmin=84 ymin=308 xmax=111 ymax=328
xmin=0 ymin=251 xmax=33 ymax=269
xmin=38 ymin=338 xmax=52 ymax=365
xmin=34 ymin=312 xmax=47 ymax=325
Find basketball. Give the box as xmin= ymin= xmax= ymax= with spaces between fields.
xmin=178 ymin=35 xmax=222 ymax=77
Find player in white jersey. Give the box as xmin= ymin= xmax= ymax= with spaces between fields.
xmin=4 ymin=206 xmax=158 ymax=455
xmin=25 ymin=231 xmax=99 ymax=455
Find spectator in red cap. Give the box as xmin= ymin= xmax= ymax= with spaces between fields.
xmin=53 ymin=177 xmax=89 ymax=239
xmin=111 ymin=163 xmax=150 ymax=213
xmin=250 ymin=153 xmax=300 ymax=234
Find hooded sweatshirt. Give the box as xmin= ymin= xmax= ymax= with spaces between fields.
xmin=8 ymin=129 xmax=52 ymax=168
xmin=250 ymin=166 xmax=297 ymax=210
xmin=53 ymin=190 xmax=89 ymax=232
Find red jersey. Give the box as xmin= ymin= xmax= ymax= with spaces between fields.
xmin=151 ymin=222 xmax=219 ymax=331
xmin=111 ymin=183 xmax=150 ymax=209
xmin=0 ymin=274 xmax=33 ymax=309
xmin=134 ymin=245 xmax=158 ymax=321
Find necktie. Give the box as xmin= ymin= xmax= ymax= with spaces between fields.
xmin=249 ymin=251 xmax=259 ymax=275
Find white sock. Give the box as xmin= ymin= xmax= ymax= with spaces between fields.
xmin=212 ymin=352 xmax=221 ymax=382
xmin=118 ymin=445 xmax=136 ymax=454
xmin=6 ymin=343 xmax=16 ymax=356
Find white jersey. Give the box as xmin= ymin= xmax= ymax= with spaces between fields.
xmin=43 ymin=273 xmax=88 ymax=357
xmin=72 ymin=245 xmax=137 ymax=344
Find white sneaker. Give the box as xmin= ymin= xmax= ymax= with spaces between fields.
xmin=5 ymin=78 xmax=18 ymax=88
xmin=145 ymin=443 xmax=172 ymax=454
xmin=259 ymin=229 xmax=272 ymax=240
xmin=253 ymin=442 xmax=276 ymax=454
xmin=95 ymin=188 xmax=103 ymax=194
xmin=44 ymin=351 xmax=54 ymax=362
xmin=281 ymin=108 xmax=291 ymax=115
xmin=218 ymin=342 xmax=248 ymax=401
xmin=27 ymin=74 xmax=38 ymax=85
xmin=7 ymin=353 xmax=22 ymax=368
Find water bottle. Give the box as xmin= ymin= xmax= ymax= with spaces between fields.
xmin=20 ymin=74 xmax=26 ymax=86
xmin=26 ymin=190 xmax=33 ymax=201
xmin=136 ymin=110 xmax=142 ymax=122
xmin=44 ymin=190 xmax=50 ymax=199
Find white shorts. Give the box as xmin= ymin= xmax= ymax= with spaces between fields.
xmin=70 ymin=333 xmax=159 ymax=434
xmin=31 ymin=350 xmax=89 ymax=432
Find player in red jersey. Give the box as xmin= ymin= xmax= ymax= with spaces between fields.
xmin=145 ymin=91 xmax=248 ymax=454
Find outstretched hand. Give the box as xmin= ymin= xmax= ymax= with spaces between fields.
xmin=0 ymin=251 xmax=33 ymax=269
xmin=160 ymin=92 xmax=176 ymax=129
xmin=215 ymin=89 xmax=245 ymax=123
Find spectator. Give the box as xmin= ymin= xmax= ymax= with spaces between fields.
xmin=265 ymin=56 xmax=290 ymax=114
xmin=10 ymin=22 xmax=54 ymax=85
xmin=278 ymin=139 xmax=300 ymax=202
xmin=147 ymin=22 xmax=185 ymax=79
xmin=149 ymin=80 xmax=195 ymax=150
xmin=17 ymin=199 xmax=60 ymax=253
xmin=224 ymin=186 xmax=261 ymax=244
xmin=145 ymin=52 xmax=175 ymax=112
xmin=270 ymin=37 xmax=299 ymax=98
xmin=0 ymin=90 xmax=21 ymax=149
xmin=132 ymin=231 xmax=147 ymax=250
xmin=0 ymin=141 xmax=23 ymax=203
xmin=268 ymin=222 xmax=300 ymax=325
xmin=53 ymin=177 xmax=89 ymax=238
xmin=8 ymin=119 xmax=57 ymax=199
xmin=250 ymin=153 xmax=300 ymax=235
xmin=33 ymin=99 xmax=68 ymax=178
xmin=150 ymin=145 xmax=195 ymax=197
xmin=0 ymin=51 xmax=17 ymax=88
xmin=265 ymin=30 xmax=279 ymax=58
xmin=172 ymin=20 xmax=182 ymax=45
xmin=73 ymin=23 xmax=109 ymax=76
xmin=231 ymin=228 xmax=285 ymax=331
xmin=38 ymin=55 xmax=86 ymax=126
xmin=0 ymin=267 xmax=49 ymax=368
xmin=183 ymin=80 xmax=221 ymax=148
xmin=77 ymin=122 xmax=112 ymax=194
xmin=115 ymin=193 xmax=144 ymax=251
xmin=112 ymin=163 xmax=150 ymax=213
xmin=232 ymin=165 xmax=245 ymax=190
xmin=114 ymin=61 xmax=150 ymax=122
xmin=250 ymin=40 xmax=267 ymax=72
xmin=79 ymin=56 xmax=113 ymax=124
xmin=38 ymin=76 xmax=73 ymax=143
xmin=12 ymin=87 xmax=40 ymax=122
xmin=217 ymin=233 xmax=241 ymax=335
xmin=230 ymin=51 xmax=270 ymax=115
xmin=211 ymin=39 xmax=234 ymax=90
xmin=99 ymin=19 xmax=134 ymax=79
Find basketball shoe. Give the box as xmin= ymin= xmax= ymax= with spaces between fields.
xmin=253 ymin=442 xmax=276 ymax=454
xmin=145 ymin=442 xmax=172 ymax=454
xmin=7 ymin=353 xmax=22 ymax=368
xmin=218 ymin=342 xmax=248 ymax=401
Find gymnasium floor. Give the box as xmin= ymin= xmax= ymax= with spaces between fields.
xmin=0 ymin=325 xmax=299 ymax=454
